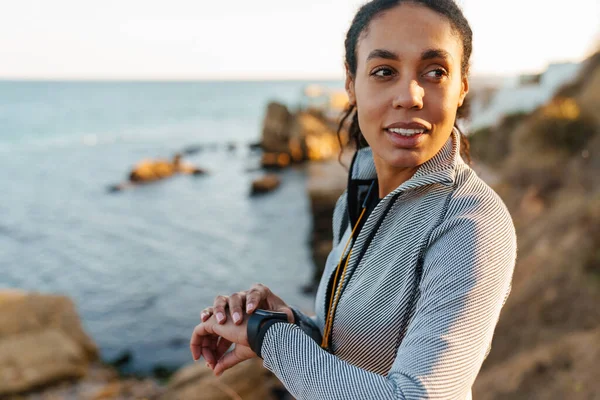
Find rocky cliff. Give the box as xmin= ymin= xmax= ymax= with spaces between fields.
xmin=471 ymin=50 xmax=600 ymax=399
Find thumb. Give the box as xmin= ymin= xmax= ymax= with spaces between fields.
xmin=276 ymin=305 xmax=295 ymax=323
xmin=213 ymin=345 xmax=255 ymax=377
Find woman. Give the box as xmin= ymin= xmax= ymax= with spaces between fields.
xmin=191 ymin=1 xmax=516 ymax=398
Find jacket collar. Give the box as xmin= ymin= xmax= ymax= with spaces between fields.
xmin=349 ymin=126 xmax=463 ymax=194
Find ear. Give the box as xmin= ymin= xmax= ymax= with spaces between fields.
xmin=458 ymin=75 xmax=469 ymax=107
xmin=344 ymin=63 xmax=356 ymax=106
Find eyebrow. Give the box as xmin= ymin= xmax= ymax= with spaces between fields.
xmin=366 ymin=48 xmax=454 ymax=63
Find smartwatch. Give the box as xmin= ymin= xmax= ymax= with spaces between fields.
xmin=247 ymin=309 xmax=289 ymax=358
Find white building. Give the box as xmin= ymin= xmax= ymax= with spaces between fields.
xmin=469 ymin=62 xmax=582 ymax=131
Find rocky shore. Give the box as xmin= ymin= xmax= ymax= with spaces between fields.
xmin=0 ymin=96 xmax=348 ymax=400
xmin=0 ymin=290 xmax=285 ymax=399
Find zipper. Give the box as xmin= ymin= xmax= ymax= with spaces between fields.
xmin=323 ymin=189 xmax=403 ymax=350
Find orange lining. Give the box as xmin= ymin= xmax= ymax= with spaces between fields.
xmin=321 ymin=207 xmax=367 ymax=350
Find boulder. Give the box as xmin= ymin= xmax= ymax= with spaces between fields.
xmin=251 ymin=174 xmax=281 ymax=196
xmin=290 ymin=111 xmax=343 ymax=162
xmin=161 ymin=358 xmax=276 ymax=400
xmin=2 ymin=363 xmax=165 ymax=400
xmin=260 ymin=102 xmax=345 ymax=165
xmin=0 ymin=291 xmax=98 ymax=359
xmin=304 ymin=159 xmax=351 ymax=292
xmin=261 ymin=152 xmax=291 ymax=170
xmin=0 ymin=291 xmax=99 ymax=396
xmin=261 ymin=102 xmax=294 ymax=154
xmin=0 ymin=329 xmax=88 ymax=395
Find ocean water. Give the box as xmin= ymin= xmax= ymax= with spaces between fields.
xmin=0 ymin=80 xmax=343 ymax=373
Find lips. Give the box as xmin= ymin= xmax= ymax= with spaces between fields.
xmin=384 ymin=125 xmax=430 ymax=148
xmin=384 ymin=121 xmax=430 ymax=137
xmin=386 ymin=127 xmax=428 ymax=137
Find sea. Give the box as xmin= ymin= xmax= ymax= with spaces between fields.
xmin=0 ymin=80 xmax=343 ymax=373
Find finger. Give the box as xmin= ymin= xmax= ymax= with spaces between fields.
xmin=215 ymin=337 xmax=233 ymax=360
xmin=228 ymin=292 xmax=246 ymax=325
xmin=213 ymin=295 xmax=229 ymax=324
xmin=191 ymin=340 xmax=202 ymax=362
xmin=278 ymin=306 xmax=295 ymax=323
xmin=190 ymin=322 xmax=211 ymax=361
xmin=202 ymin=335 xmax=219 ymax=367
xmin=200 ymin=307 xmax=214 ymax=322
xmin=213 ymin=346 xmax=251 ymax=377
xmin=246 ymin=283 xmax=269 ymax=313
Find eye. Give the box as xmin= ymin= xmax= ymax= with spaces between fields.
xmin=424 ymin=68 xmax=448 ymax=80
xmin=370 ymin=67 xmax=395 ymax=79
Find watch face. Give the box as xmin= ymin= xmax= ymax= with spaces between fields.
xmin=255 ymin=309 xmax=287 ymax=318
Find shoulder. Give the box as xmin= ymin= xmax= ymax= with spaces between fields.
xmin=446 ymin=163 xmax=515 ymax=234
xmin=422 ymin=167 xmax=517 ymax=301
xmin=426 ymin=163 xmax=517 ymax=275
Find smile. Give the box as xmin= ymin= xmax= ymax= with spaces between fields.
xmin=386 ymin=128 xmax=429 ymax=137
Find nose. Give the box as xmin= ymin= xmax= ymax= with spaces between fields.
xmin=391 ymin=79 xmax=424 ymax=110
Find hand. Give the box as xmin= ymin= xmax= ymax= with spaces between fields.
xmin=200 ymin=283 xmax=294 ymax=326
xmin=190 ymin=312 xmax=256 ymax=376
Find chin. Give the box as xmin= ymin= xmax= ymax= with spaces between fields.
xmin=382 ymin=149 xmax=425 ymax=169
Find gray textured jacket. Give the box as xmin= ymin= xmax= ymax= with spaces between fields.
xmin=261 ymin=128 xmax=517 ymax=399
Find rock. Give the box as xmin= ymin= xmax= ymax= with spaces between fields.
xmin=261 ymin=152 xmax=291 ymax=170
xmin=2 ymin=363 xmax=166 ymax=400
xmin=248 ymin=141 xmax=263 ymax=151
xmin=226 ymin=142 xmax=237 ymax=152
xmin=108 ymin=350 xmax=133 ymax=369
xmin=0 ymin=292 xmax=279 ymax=400
xmin=260 ymin=102 xmax=345 ymax=165
xmin=302 ymin=240 xmax=333 ymax=294
xmin=261 ymin=102 xmax=294 ymax=154
xmin=469 ymin=51 xmax=600 ymax=397
xmin=0 ymin=329 xmax=88 ymax=395
xmin=304 ymin=159 xmax=351 ymax=292
xmin=162 ymin=359 xmax=277 ymax=400
xmin=89 ymin=381 xmax=121 ymax=399
xmin=0 ymin=291 xmax=98 ymax=359
xmin=190 ymin=167 xmax=207 ymax=176
xmin=0 ymin=291 xmax=99 ymax=396
xmin=474 ymin=328 xmax=600 ymax=400
xmin=251 ymin=174 xmax=281 ymax=196
xmin=181 ymin=145 xmax=204 ymax=156
xmin=290 ymin=111 xmax=343 ymax=162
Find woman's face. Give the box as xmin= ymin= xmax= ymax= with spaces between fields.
xmin=346 ymin=3 xmax=468 ymax=170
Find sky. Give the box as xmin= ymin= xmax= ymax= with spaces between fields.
xmin=0 ymin=0 xmax=598 ymax=80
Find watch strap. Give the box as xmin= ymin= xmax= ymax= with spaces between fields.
xmin=247 ymin=309 xmax=289 ymax=358
xmin=291 ymin=307 xmax=323 ymax=344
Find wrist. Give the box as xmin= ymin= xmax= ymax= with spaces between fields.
xmin=247 ymin=309 xmax=289 ymax=358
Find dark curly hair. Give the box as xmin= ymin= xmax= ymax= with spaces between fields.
xmin=337 ymin=0 xmax=472 ymax=163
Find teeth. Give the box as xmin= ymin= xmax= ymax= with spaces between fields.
xmin=387 ymin=128 xmax=426 ymax=136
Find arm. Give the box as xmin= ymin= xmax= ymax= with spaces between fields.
xmin=290 ymin=306 xmax=323 ymax=344
xmin=260 ymin=209 xmax=516 ymax=400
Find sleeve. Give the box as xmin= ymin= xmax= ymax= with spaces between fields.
xmin=290 ymin=306 xmax=323 ymax=345
xmin=260 ymin=203 xmax=517 ymax=400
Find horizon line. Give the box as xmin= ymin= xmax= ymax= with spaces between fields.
xmin=0 ymin=71 xmax=523 ymax=83
xmin=0 ymin=76 xmax=347 ymax=83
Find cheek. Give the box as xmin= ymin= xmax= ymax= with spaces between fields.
xmin=356 ymin=85 xmax=390 ymax=129
xmin=425 ymin=86 xmax=460 ymax=123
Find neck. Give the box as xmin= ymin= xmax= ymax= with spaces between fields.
xmin=373 ymin=158 xmax=419 ymax=198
